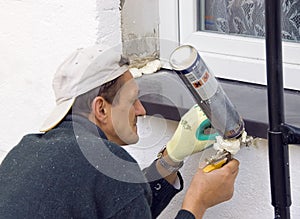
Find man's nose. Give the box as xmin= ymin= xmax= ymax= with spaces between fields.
xmin=135 ymin=99 xmax=146 ymax=116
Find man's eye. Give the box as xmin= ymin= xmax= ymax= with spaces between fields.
xmin=129 ymin=98 xmax=136 ymax=104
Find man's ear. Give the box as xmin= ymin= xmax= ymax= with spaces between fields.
xmin=91 ymin=96 xmax=109 ymax=123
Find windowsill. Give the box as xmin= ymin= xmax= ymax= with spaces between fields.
xmin=137 ymin=69 xmax=300 ymax=139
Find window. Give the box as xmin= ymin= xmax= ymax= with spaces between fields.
xmin=159 ymin=0 xmax=300 ymax=90
xmin=202 ymin=0 xmax=300 ymax=43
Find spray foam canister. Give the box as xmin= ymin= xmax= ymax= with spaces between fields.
xmin=169 ymin=45 xmax=244 ymax=139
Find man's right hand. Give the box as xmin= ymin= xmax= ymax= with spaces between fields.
xmin=181 ymin=159 xmax=240 ymax=219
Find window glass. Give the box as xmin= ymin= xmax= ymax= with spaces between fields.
xmin=200 ymin=0 xmax=300 ymax=43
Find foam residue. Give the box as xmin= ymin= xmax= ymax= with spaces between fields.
xmin=129 ymin=59 xmax=161 ymax=78
xmin=213 ymin=135 xmax=242 ymax=155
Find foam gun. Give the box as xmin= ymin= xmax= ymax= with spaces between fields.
xmin=169 ymin=45 xmax=254 ymax=172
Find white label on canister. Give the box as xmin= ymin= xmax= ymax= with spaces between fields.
xmin=185 ymin=71 xmax=218 ymax=100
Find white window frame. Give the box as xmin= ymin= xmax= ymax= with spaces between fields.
xmin=159 ymin=0 xmax=300 ymax=90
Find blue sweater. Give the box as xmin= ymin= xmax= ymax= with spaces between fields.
xmin=0 ymin=115 xmax=195 ymax=219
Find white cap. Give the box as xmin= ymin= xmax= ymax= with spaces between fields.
xmin=40 ymin=44 xmax=128 ymax=132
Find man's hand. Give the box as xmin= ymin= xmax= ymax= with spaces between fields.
xmin=182 ymin=159 xmax=240 ymax=218
xmin=166 ymin=104 xmax=218 ymax=162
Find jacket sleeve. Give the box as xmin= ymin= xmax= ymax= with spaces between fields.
xmin=143 ymin=160 xmax=184 ymax=218
xmin=175 ymin=210 xmax=196 ymax=219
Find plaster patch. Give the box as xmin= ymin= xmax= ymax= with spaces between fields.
xmin=121 ymin=0 xmax=159 ymax=67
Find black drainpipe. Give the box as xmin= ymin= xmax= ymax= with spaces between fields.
xmin=265 ymin=0 xmax=300 ymax=218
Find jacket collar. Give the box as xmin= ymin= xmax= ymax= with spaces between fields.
xmin=60 ymin=114 xmax=108 ymax=140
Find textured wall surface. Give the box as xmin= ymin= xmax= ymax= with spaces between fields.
xmin=121 ymin=0 xmax=159 ymax=67
xmin=0 ymin=0 xmax=121 ymax=161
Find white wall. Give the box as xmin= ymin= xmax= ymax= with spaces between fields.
xmin=0 ymin=0 xmax=121 ymax=161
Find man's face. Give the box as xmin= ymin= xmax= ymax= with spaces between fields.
xmin=109 ymin=71 xmax=146 ymax=145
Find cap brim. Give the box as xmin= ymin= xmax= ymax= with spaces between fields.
xmin=39 ymin=98 xmax=75 ymax=132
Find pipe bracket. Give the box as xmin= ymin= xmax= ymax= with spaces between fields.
xmin=280 ymin=123 xmax=300 ymax=145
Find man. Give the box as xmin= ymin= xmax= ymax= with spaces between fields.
xmin=0 ymin=44 xmax=239 ymax=219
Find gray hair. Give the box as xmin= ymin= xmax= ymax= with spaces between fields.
xmin=72 ymin=75 xmax=123 ymax=117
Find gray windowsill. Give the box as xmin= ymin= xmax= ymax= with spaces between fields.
xmin=137 ymin=69 xmax=300 ymax=139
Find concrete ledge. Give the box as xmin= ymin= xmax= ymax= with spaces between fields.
xmin=137 ymin=69 xmax=300 ymax=139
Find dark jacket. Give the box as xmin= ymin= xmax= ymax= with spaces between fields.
xmin=0 ymin=115 xmax=194 ymax=219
